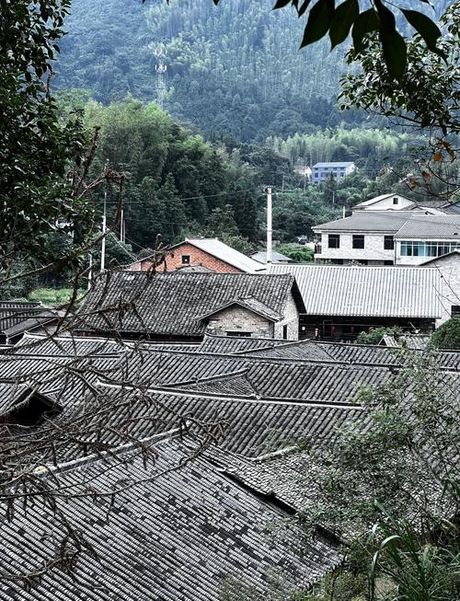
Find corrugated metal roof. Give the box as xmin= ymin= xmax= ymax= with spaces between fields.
xmin=268 ymin=264 xmax=442 ymax=318
xmin=184 ymin=238 xmax=265 ymax=273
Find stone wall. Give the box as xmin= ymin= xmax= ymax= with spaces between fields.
xmin=274 ymin=294 xmax=299 ymax=340
xmin=206 ymin=293 xmax=300 ymax=340
xmin=207 ymin=306 xmax=274 ymax=338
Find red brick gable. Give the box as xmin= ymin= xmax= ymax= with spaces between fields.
xmin=136 ymin=242 xmax=242 ymax=273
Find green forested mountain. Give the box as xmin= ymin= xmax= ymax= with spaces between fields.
xmin=57 ymin=0 xmax=363 ymax=141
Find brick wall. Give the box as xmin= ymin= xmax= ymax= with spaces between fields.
xmin=129 ymin=243 xmax=242 ymax=273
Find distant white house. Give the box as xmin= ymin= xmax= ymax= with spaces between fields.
xmin=354 ymin=193 xmax=416 ymax=212
xmin=353 ymin=192 xmax=449 ymax=214
xmin=313 ymin=210 xmax=460 ymax=266
xmin=311 ymin=162 xmax=355 ymax=184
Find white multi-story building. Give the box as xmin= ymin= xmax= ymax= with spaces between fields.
xmin=311 ymin=162 xmax=356 ymax=184
xmin=313 ymin=211 xmax=460 ymax=266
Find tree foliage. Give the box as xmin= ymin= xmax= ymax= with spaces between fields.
xmin=0 ymin=0 xmax=95 ymax=275
xmin=431 ymin=317 xmax=460 ymax=350
xmin=341 ymin=2 xmax=460 ymax=136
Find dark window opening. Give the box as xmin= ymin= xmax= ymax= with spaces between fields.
xmin=283 ymin=325 xmax=288 ymax=339
xmin=393 ymin=197 xmax=399 ymax=205
xmin=227 ymin=331 xmax=251 ymax=337
xmin=328 ymin=234 xmax=340 ymax=249
xmin=451 ymin=306 xmax=460 ymax=318
xmin=181 ymin=255 xmax=191 ymax=265
xmin=384 ymin=260 xmax=394 ymax=266
xmin=4 ymin=390 xmax=62 ymax=427
xmin=352 ymin=235 xmax=365 ymax=249
xmin=384 ymin=236 xmax=395 ymax=250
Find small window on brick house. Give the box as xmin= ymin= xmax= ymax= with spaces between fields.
xmin=451 ymin=305 xmax=460 ymax=318
xmin=352 ymin=235 xmax=365 ymax=249
xmin=181 ymin=255 xmax=190 ymax=265
xmin=384 ymin=236 xmax=395 ymax=250
xmin=328 ymin=234 xmax=340 ymax=249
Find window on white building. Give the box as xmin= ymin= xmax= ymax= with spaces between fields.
xmin=352 ymin=235 xmax=365 ymax=249
xmin=328 ymin=234 xmax=340 ymax=249
xmin=384 ymin=236 xmax=395 ymax=250
xmin=400 ymin=240 xmax=460 ymax=257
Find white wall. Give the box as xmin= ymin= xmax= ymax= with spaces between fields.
xmin=423 ymin=255 xmax=460 ymax=326
xmin=315 ymin=233 xmax=396 ymax=263
xmin=358 ymin=195 xmax=413 ymax=211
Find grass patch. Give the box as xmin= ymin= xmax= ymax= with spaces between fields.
xmin=28 ymin=288 xmax=85 ymax=306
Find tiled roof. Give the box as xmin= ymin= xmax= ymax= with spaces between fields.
xmin=70 ymin=383 xmax=366 ymax=456
xmin=76 ymin=271 xmax=300 ymax=337
xmin=200 ymin=335 xmax=460 ymax=369
xmin=313 ymin=211 xmax=460 ymax=237
xmin=0 ymin=303 xmax=58 ymax=339
xmin=312 ymin=211 xmax=415 ymax=233
xmin=13 ymin=333 xmax=125 ymax=357
xmin=268 ymin=264 xmax=442 ymax=319
xmin=179 ymin=238 xmax=266 ymax=273
xmin=383 ymin=334 xmax=431 ymax=350
xmin=312 ymin=162 xmax=355 ymax=168
xmin=113 ymin=348 xmax=393 ymax=404
xmin=395 ymin=215 xmax=460 ymax=239
xmin=0 ymin=438 xmax=341 ymax=600
xmin=199 ymin=333 xmax=288 ymax=354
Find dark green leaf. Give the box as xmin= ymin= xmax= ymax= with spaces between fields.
xmin=300 ymin=0 xmax=334 ymax=47
xmin=297 ymin=0 xmax=313 ymax=17
xmin=329 ymin=0 xmax=359 ymax=49
xmin=351 ymin=9 xmax=379 ymax=52
xmin=401 ymin=9 xmax=443 ymax=55
xmin=272 ymin=0 xmax=292 ymax=9
xmin=380 ymin=29 xmax=407 ymax=80
xmin=374 ymin=0 xmax=396 ymax=30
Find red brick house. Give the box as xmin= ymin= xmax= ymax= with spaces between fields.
xmin=127 ymin=238 xmax=265 ymax=274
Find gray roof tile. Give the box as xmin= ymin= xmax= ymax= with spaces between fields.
xmin=76 ymin=272 xmax=300 ymax=337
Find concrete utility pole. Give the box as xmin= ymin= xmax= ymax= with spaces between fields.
xmin=100 ymin=190 xmax=107 ymax=273
xmin=87 ymin=253 xmax=93 ymax=291
xmin=266 ymin=186 xmax=273 ymax=264
xmin=120 ymin=207 xmax=125 ymax=244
